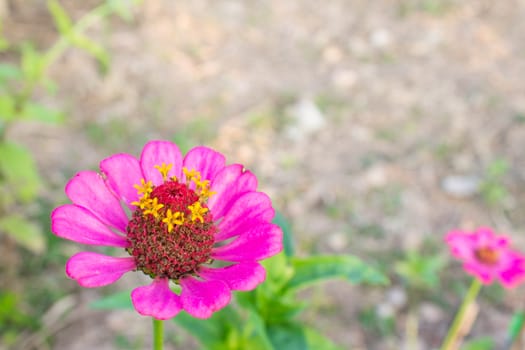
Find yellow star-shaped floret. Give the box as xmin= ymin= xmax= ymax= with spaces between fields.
xmin=154 ymin=163 xmax=173 ymax=181
xmin=133 ymin=178 xmax=153 ymax=197
xmin=188 ymin=201 xmax=208 ymax=223
xmin=162 ymin=209 xmax=185 ymax=232
xmin=143 ymin=197 xmax=164 ymax=219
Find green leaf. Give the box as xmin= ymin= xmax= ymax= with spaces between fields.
xmin=507 ymin=311 xmax=525 ymax=345
xmin=0 ymin=22 xmax=9 ymax=52
xmin=90 ymin=289 xmax=133 ymax=310
xmin=285 ymin=255 xmax=388 ymax=292
xmin=0 ymin=291 xmax=35 ymax=331
xmin=69 ymin=33 xmax=110 ymax=73
xmin=273 ymin=211 xmax=294 ymax=257
xmin=395 ymin=251 xmax=445 ymax=290
xmin=0 ymin=95 xmax=16 ymax=122
xmin=267 ymin=323 xmax=343 ymax=350
xmin=47 ymin=0 xmax=73 ymax=35
xmin=0 ymin=215 xmax=45 ymax=253
xmin=461 ymin=337 xmax=494 ymax=350
xmin=238 ymin=284 xmax=305 ymax=324
xmin=267 ymin=323 xmax=307 ymax=350
xmin=237 ymin=253 xmax=303 ymax=323
xmin=0 ymin=38 xmax=8 ymax=52
xmin=20 ymin=43 xmax=46 ymax=83
xmin=107 ymin=0 xmax=142 ymax=22
xmin=0 ymin=142 xmax=41 ymax=202
xmin=0 ymin=63 xmax=22 ymax=83
xmin=21 ymin=102 xmax=65 ymax=124
xmin=241 ymin=310 xmax=274 ymax=350
xmin=304 ymin=327 xmax=343 ymax=350
xmin=486 ymin=158 xmax=508 ymax=178
xmin=262 ymin=252 xmax=294 ymax=290
xmin=174 ymin=306 xmax=242 ymax=349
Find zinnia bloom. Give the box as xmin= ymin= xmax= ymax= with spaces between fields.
xmin=52 ymin=140 xmax=283 ymax=319
xmin=445 ymin=227 xmax=525 ymax=288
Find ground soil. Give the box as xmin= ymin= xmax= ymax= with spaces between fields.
xmin=3 ymin=0 xmax=525 ymax=349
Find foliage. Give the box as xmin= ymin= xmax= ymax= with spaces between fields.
xmin=357 ymin=306 xmax=396 ymax=338
xmin=0 ymin=0 xmax=141 ymax=346
xmin=4 ymin=1 xmax=521 ymax=349
xmin=395 ymin=250 xmax=446 ymax=291
xmin=461 ymin=337 xmax=494 ymax=350
xmin=0 ymin=0 xmax=139 ymax=250
xmin=0 ymin=291 xmax=38 ymax=346
xmin=480 ymin=158 xmax=509 ymax=206
xmin=92 ymin=212 xmax=388 ymax=349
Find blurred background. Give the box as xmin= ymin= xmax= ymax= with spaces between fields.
xmin=1 ymin=0 xmax=525 ymax=349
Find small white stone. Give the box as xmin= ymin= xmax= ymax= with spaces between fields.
xmin=386 ymin=286 xmax=407 ymax=309
xmin=441 ymin=175 xmax=481 ymax=198
xmin=285 ymin=98 xmax=326 ymax=140
xmin=370 ymin=28 xmax=392 ymax=49
xmin=376 ymin=302 xmax=395 ymax=318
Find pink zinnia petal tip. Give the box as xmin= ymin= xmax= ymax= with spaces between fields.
xmin=51 ymin=140 xmax=283 ymax=319
xmin=180 ymin=277 xmax=231 ymax=319
xmin=445 ymin=227 xmax=525 ymax=288
xmin=131 ymin=278 xmax=182 ymax=320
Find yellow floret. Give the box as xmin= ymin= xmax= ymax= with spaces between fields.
xmin=162 ymin=209 xmax=185 ymax=232
xmin=183 ymin=167 xmax=201 ymax=184
xmin=143 ymin=197 xmax=164 ymax=219
xmin=154 ymin=163 xmax=173 ymax=181
xmin=133 ymin=178 xmax=153 ymax=197
xmin=188 ymin=201 xmax=208 ymax=223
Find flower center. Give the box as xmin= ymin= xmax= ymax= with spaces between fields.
xmin=126 ymin=165 xmax=217 ymax=280
xmin=474 ymin=246 xmax=500 ymax=265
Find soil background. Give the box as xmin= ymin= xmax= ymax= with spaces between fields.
xmin=3 ymin=0 xmax=525 ymax=349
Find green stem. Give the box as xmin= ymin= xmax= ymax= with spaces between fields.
xmin=504 ymin=311 xmax=525 ymax=350
xmin=440 ymin=278 xmax=482 ymax=350
xmin=406 ymin=309 xmax=419 ymax=350
xmin=42 ymin=0 xmax=114 ymax=67
xmin=153 ymin=318 xmax=164 ymax=350
xmin=15 ymin=1 xmax=116 ymax=107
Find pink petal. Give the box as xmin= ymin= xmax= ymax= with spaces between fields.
xmin=212 ymin=223 xmax=282 ymax=262
xmin=65 ymin=171 xmax=128 ymax=232
xmin=208 ymin=165 xmax=258 ymax=220
xmin=66 ymin=252 xmax=135 ymax=287
xmin=500 ymin=267 xmax=525 ymax=288
xmin=140 ymin=140 xmax=182 ymax=186
xmin=445 ymin=230 xmax=476 ymax=261
xmin=100 ymin=153 xmax=143 ymax=209
xmin=198 ymin=262 xmax=266 ymax=291
xmin=179 ymin=277 xmax=231 ymax=319
xmin=216 ymin=192 xmax=274 ymax=241
xmin=472 ymin=227 xmax=509 ymax=249
xmin=51 ymin=204 xmax=129 ymax=247
xmin=475 ymin=227 xmax=497 ymax=243
xmin=463 ymin=262 xmax=494 ymax=285
xmin=131 ymin=278 xmax=182 ymax=320
xmin=183 ymin=146 xmax=226 ymax=182
xmin=499 ymin=254 xmax=525 ymax=288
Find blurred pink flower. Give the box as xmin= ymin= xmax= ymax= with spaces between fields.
xmin=52 ymin=140 xmax=282 ymax=320
xmin=445 ymin=227 xmax=525 ymax=288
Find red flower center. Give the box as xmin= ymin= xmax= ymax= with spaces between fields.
xmin=475 ymin=246 xmax=500 ymax=265
xmin=126 ymin=167 xmax=216 ymax=280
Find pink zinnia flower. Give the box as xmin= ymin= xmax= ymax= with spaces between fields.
xmin=445 ymin=227 xmax=525 ymax=288
xmin=51 ymin=140 xmax=283 ymax=320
